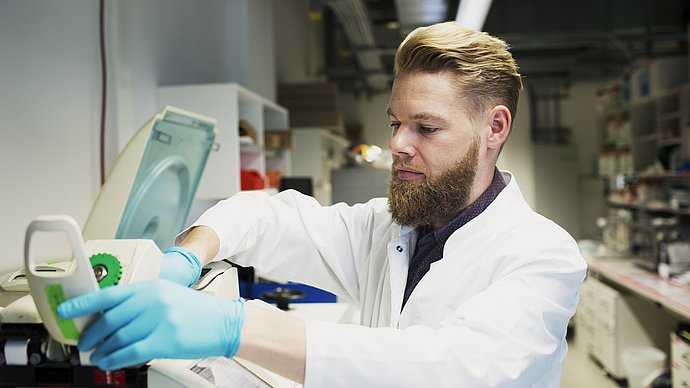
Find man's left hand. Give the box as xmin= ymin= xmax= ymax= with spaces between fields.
xmin=57 ymin=279 xmax=245 ymax=370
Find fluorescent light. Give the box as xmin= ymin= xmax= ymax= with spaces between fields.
xmin=455 ymin=0 xmax=493 ymax=31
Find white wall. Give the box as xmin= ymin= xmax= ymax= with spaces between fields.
xmin=1 ymin=1 xmax=102 ymax=272
xmin=275 ymin=0 xmax=325 ymax=83
xmin=532 ymin=144 xmax=580 ymax=237
xmin=230 ymin=0 xmax=276 ymax=101
xmin=562 ymin=81 xmax=607 ymax=238
xmin=0 ymin=0 xmax=277 ymax=273
xmin=562 ymin=81 xmax=603 ymax=176
xmin=504 ymin=82 xmax=603 ymax=239
xmin=498 ymin=90 xmax=537 ymax=207
xmin=109 ymin=0 xmax=276 ymax=161
xmin=512 ymin=81 xmax=603 ymax=240
xmin=107 ymin=0 xmax=236 ymax=164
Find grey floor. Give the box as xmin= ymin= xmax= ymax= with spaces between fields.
xmin=561 ymin=331 xmax=620 ymax=388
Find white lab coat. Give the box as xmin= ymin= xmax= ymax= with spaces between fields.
xmin=185 ymin=171 xmax=587 ymax=387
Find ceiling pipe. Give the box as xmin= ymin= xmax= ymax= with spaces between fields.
xmin=455 ymin=0 xmax=493 ymax=31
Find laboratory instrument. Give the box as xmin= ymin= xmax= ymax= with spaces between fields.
xmin=0 ymin=106 xmax=277 ymax=386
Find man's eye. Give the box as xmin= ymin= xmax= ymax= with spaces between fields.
xmin=390 ymin=122 xmax=401 ymax=131
xmin=420 ymin=126 xmax=439 ymax=134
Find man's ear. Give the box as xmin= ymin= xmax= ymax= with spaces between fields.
xmin=486 ymin=105 xmax=512 ymax=150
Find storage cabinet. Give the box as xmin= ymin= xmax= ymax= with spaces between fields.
xmin=157 ymin=83 xmax=291 ymax=200
xmin=671 ymin=330 xmax=690 ymax=387
xmin=578 ymin=276 xmax=674 ymax=379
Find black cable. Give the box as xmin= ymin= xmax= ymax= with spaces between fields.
xmin=99 ymin=0 xmax=107 ymax=186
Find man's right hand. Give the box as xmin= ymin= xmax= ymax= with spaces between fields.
xmin=158 ymin=247 xmax=202 ymax=287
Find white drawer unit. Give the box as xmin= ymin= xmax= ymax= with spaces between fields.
xmin=578 ymin=276 xmax=675 ymax=379
xmin=672 ymin=330 xmax=690 ymax=387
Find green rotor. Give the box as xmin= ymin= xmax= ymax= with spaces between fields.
xmin=89 ymin=253 xmax=122 ymax=288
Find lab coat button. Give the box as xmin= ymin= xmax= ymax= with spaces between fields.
xmin=396 ymin=246 xmax=403 ymax=252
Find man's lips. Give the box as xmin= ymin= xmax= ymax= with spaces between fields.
xmin=395 ymin=167 xmax=424 ymax=180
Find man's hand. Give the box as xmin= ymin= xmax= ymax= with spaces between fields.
xmin=57 ymin=279 xmax=245 ymax=370
xmin=159 ymin=247 xmax=202 ymax=287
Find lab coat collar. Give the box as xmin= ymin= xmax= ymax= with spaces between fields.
xmin=399 ymin=225 xmax=416 ymax=236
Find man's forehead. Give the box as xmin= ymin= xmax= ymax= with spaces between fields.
xmin=387 ymin=105 xmax=451 ymax=124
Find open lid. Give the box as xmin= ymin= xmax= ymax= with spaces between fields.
xmin=83 ymin=106 xmax=217 ymax=249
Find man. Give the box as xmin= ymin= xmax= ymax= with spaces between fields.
xmin=59 ymin=22 xmax=586 ymax=386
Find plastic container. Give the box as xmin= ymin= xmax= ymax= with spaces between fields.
xmin=622 ymin=346 xmax=667 ymax=388
xmin=240 ymin=170 xmax=265 ymax=191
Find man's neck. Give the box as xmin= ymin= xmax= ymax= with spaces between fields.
xmin=469 ymin=165 xmax=498 ymax=205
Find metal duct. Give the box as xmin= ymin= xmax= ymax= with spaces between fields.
xmin=326 ymin=0 xmax=389 ymax=92
xmin=321 ymin=0 xmax=689 ymax=89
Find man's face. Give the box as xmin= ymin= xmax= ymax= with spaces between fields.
xmin=386 ymin=71 xmax=484 ymax=228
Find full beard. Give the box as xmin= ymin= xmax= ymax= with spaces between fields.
xmin=387 ymin=138 xmax=479 ymax=227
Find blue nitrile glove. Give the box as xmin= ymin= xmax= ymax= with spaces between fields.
xmin=159 ymin=246 xmax=203 ymax=287
xmin=56 ymin=279 xmax=245 ymax=371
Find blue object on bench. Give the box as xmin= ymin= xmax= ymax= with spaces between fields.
xmin=240 ymin=280 xmax=336 ymax=303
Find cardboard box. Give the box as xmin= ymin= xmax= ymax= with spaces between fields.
xmin=289 ymin=109 xmax=344 ymax=134
xmin=278 ymin=82 xmax=345 ymax=134
xmin=278 ymin=82 xmax=340 ymax=99
xmin=279 ymin=98 xmax=339 ymax=110
xmin=264 ymin=130 xmax=293 ymax=150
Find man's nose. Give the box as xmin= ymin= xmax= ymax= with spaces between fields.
xmin=389 ymin=126 xmax=416 ymax=158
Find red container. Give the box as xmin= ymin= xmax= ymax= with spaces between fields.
xmin=241 ymin=170 xmax=266 ymax=191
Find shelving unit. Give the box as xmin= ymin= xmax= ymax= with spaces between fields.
xmin=596 ymin=70 xmax=690 ymax=271
xmin=604 ymin=173 xmax=690 ymax=271
xmin=600 ymin=84 xmax=690 ymax=178
xmin=290 ymin=127 xmax=349 ymax=206
xmin=157 ymin=83 xmax=291 ymax=200
xmin=608 ymin=198 xmax=690 ymax=217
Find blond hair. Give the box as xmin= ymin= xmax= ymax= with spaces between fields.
xmin=394 ymin=22 xmax=523 ymax=123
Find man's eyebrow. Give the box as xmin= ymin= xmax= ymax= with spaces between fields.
xmin=411 ymin=112 xmax=446 ymax=122
xmin=387 ymin=107 xmax=449 ymax=125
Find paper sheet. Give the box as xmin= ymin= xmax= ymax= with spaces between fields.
xmin=190 ymin=357 xmax=273 ymax=388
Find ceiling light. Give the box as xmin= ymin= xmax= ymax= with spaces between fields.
xmin=386 ymin=21 xmax=400 ymax=30
xmin=455 ymin=0 xmax=493 ymax=31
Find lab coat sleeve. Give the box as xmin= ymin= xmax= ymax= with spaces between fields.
xmin=178 ymin=189 xmax=389 ymax=302
xmin=303 ymin=228 xmax=586 ymax=387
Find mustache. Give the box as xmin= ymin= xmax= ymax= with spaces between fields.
xmin=391 ymin=156 xmax=413 ymax=170
xmin=391 ymin=154 xmax=407 ymax=164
